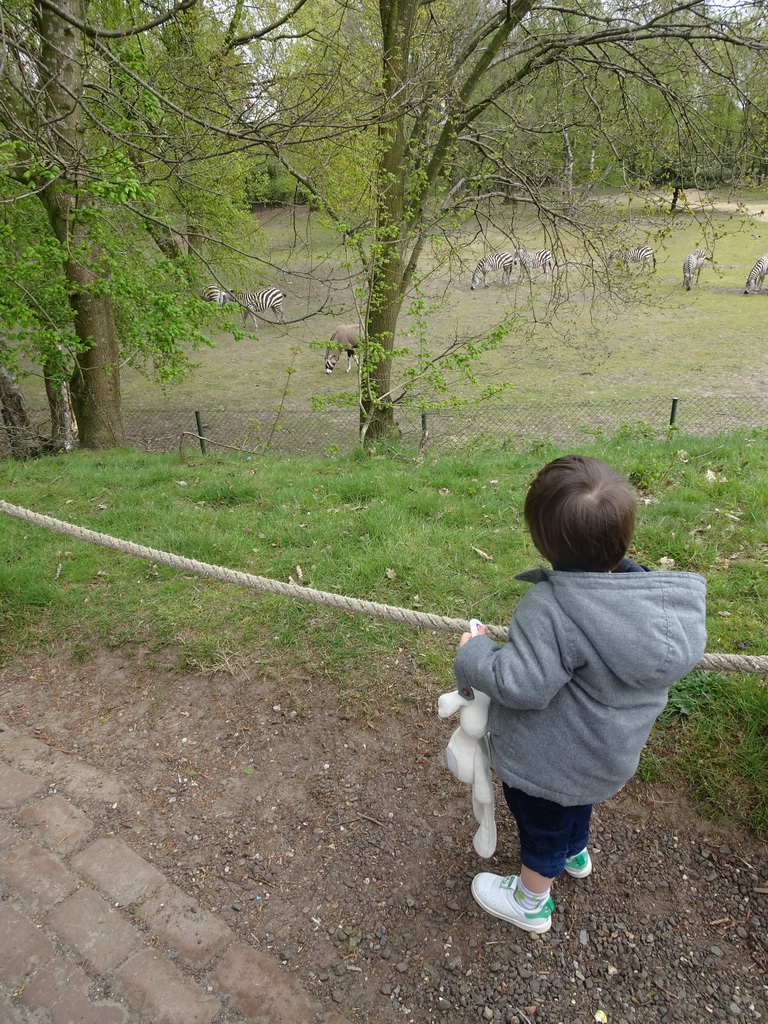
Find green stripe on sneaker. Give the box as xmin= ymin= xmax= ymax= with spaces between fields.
xmin=524 ymin=897 xmax=554 ymax=921
xmin=566 ymin=850 xmax=589 ymax=870
xmin=513 ymin=887 xmax=554 ymax=919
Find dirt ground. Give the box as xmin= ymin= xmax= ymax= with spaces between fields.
xmin=1 ymin=646 xmax=766 ymax=1024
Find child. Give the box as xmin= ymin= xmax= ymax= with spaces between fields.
xmin=453 ymin=455 xmax=707 ymax=934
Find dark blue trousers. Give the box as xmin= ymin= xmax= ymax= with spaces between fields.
xmin=502 ymin=782 xmax=592 ymax=878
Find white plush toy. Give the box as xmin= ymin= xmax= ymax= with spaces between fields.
xmin=438 ymin=679 xmax=497 ymax=859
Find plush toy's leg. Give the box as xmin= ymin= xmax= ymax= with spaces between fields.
xmin=444 ymin=726 xmax=477 ymax=785
xmin=471 ymin=792 xmax=497 ymax=858
xmin=470 ymin=736 xmax=497 ymax=858
xmin=438 ymin=690 xmax=496 ymax=856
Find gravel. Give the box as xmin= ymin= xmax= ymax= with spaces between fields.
xmin=1 ymin=647 xmax=766 ymax=1024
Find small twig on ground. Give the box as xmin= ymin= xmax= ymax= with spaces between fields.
xmin=689 ymin=445 xmax=726 ymax=460
xmin=707 ymin=910 xmax=752 ymax=929
xmin=221 ymin=877 xmax=241 ymax=900
xmin=332 ymin=813 xmax=387 ymax=828
xmin=471 ymin=546 xmax=493 ymax=561
xmin=658 ymin=985 xmax=682 ymax=1001
xmin=362 ymin=813 xmax=387 ymax=827
xmin=178 ymin=432 xmax=262 ymax=455
xmin=734 ymin=854 xmax=756 ymax=870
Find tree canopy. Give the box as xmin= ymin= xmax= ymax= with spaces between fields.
xmin=0 ymin=0 xmax=766 ymax=451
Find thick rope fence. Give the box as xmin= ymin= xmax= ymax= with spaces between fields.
xmin=2 ymin=500 xmax=767 ymax=676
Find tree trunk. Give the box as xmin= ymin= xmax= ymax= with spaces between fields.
xmin=145 ymin=218 xmax=188 ymax=261
xmin=188 ymin=224 xmax=207 ymax=263
xmin=68 ymin=311 xmax=124 ymax=449
xmin=361 ymin=121 xmax=407 ymax=442
xmin=36 ymin=0 xmax=126 ymax=449
xmin=44 ymin=357 xmax=78 ymax=453
xmin=0 ymin=366 xmax=49 ymax=459
xmin=360 ymin=0 xmax=418 ymax=442
xmin=39 ymin=188 xmax=126 ymax=449
xmin=563 ymin=128 xmax=574 ymax=195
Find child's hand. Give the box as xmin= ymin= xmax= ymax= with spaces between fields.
xmin=458 ymin=623 xmax=487 ymax=647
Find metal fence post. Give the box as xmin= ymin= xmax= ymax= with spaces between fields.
xmin=194 ymin=411 xmax=207 ymax=454
xmin=669 ymin=398 xmax=679 ymax=428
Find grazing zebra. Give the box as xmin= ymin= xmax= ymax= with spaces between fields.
xmin=200 ymin=285 xmax=234 ymax=305
xmin=682 ymin=249 xmax=709 ymax=291
xmin=325 ymin=323 xmax=361 ymax=373
xmin=513 ymin=247 xmax=556 ymax=279
xmin=612 ymin=246 xmax=655 ymax=272
xmin=744 ymin=254 xmax=768 ymax=294
xmin=471 ymin=252 xmax=515 ymax=289
xmin=233 ymin=288 xmax=285 ymax=324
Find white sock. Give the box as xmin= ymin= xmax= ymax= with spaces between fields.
xmin=515 ymin=877 xmax=550 ymax=910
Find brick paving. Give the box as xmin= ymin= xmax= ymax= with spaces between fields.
xmin=0 ymin=719 xmax=351 ymax=1024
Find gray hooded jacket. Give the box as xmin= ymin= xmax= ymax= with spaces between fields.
xmin=453 ymin=567 xmax=707 ymax=806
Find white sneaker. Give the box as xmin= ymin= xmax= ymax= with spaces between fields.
xmin=564 ymin=848 xmax=592 ymax=878
xmin=471 ymin=873 xmax=554 ymax=933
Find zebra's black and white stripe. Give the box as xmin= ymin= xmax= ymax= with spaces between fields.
xmin=471 ymin=252 xmax=515 ymax=289
xmin=200 ymin=285 xmax=234 ymax=306
xmin=744 ymin=254 xmax=768 ymax=294
xmin=682 ymin=249 xmax=709 ymax=291
xmin=233 ymin=288 xmax=285 ymax=324
xmin=613 ymin=246 xmax=655 ymax=272
xmin=513 ymin=247 xmax=555 ymax=279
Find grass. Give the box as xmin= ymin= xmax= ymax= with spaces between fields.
xmin=12 ymin=192 xmax=768 ymax=428
xmin=644 ymin=670 xmax=768 ymax=836
xmin=131 ymin=194 xmax=768 ymax=410
xmin=1 ymin=430 xmax=767 ymax=835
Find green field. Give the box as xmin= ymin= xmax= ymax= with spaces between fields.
xmin=112 ymin=192 xmax=768 ymax=415
xmin=11 ymin=191 xmax=768 ymax=455
xmin=2 ymin=434 xmax=767 ymax=833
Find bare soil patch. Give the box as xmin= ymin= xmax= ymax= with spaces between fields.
xmin=1 ymin=647 xmax=766 ymax=1024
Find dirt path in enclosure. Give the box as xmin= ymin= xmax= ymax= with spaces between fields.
xmin=0 ymin=646 xmax=766 ymax=1024
xmin=680 ymin=193 xmax=768 ymax=222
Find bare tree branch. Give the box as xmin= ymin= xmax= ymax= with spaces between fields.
xmin=225 ymin=0 xmax=313 ymax=49
xmin=35 ymin=0 xmax=198 ymax=39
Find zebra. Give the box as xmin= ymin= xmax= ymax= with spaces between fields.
xmin=200 ymin=285 xmax=234 ymax=305
xmin=744 ymin=254 xmax=768 ymax=294
xmin=470 ymin=252 xmax=515 ymax=289
xmin=513 ymin=247 xmax=555 ymax=279
xmin=682 ymin=249 xmax=709 ymax=291
xmin=233 ymin=288 xmax=285 ymax=324
xmin=325 ymin=323 xmax=361 ymax=373
xmin=612 ymin=246 xmax=655 ymax=272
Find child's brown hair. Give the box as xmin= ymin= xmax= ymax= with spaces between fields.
xmin=523 ymin=456 xmax=637 ymax=572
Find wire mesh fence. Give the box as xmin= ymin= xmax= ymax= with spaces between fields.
xmin=2 ymin=395 xmax=767 ymax=460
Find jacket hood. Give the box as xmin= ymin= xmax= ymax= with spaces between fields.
xmin=515 ymin=567 xmax=708 ymax=688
